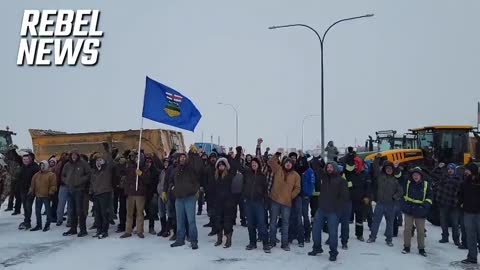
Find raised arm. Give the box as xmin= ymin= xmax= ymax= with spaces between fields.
xmin=268 ymin=152 xmax=282 ymax=174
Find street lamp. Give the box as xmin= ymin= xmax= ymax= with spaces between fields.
xmin=302 ymin=114 xmax=321 ymax=151
xmin=269 ymin=14 xmax=374 ymax=156
xmin=218 ymin=102 xmax=239 ymax=147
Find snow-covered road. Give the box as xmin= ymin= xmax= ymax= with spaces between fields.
xmin=0 ymin=209 xmax=474 ymax=270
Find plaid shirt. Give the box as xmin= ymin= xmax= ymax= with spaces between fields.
xmin=263 ymin=165 xmax=274 ymax=196
xmin=435 ymin=175 xmax=462 ymax=208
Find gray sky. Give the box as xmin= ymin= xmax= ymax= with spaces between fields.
xmin=1 ymin=0 xmax=480 ymax=153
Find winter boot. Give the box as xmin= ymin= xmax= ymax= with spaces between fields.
xmin=224 ymin=233 xmax=232 ymax=248
xmin=386 ymin=240 xmax=394 ymax=247
xmin=78 ymin=231 xmax=88 ymax=237
xmin=43 ymin=224 xmax=50 ymax=232
xmin=357 ymin=236 xmax=365 ymax=242
xmin=170 ymin=241 xmax=185 ymax=248
xmin=419 ymin=249 xmax=427 ymax=257
xmin=341 ymin=243 xmax=348 ymax=250
xmin=281 ymin=244 xmax=290 ymax=251
xmin=263 ymin=241 xmax=272 ymax=253
xmin=158 ymin=217 xmax=166 ymax=236
xmin=149 ymin=227 xmax=156 ymax=235
xmin=241 ymin=220 xmax=247 ymax=227
xmin=93 ymin=231 xmax=101 ymax=238
xmin=215 ymin=232 xmax=223 ymax=246
xmin=439 ymin=238 xmax=448 ymax=244
xmin=30 ymin=225 xmax=42 ymax=232
xmin=138 ymin=233 xmax=145 ymax=239
xmin=191 ymin=242 xmax=199 ymax=250
xmin=99 ymin=233 xmax=108 ymax=239
xmin=208 ymin=228 xmax=217 ymax=237
xmin=89 ymin=224 xmax=97 ymax=231
xmin=367 ymin=238 xmax=375 ymax=243
xmin=246 ymin=243 xmax=257 ymax=250
xmin=402 ymin=247 xmax=411 ymax=254
xmin=203 ymin=219 xmax=212 ymax=227
xmin=308 ymin=248 xmax=323 ymax=256
xmin=116 ymin=225 xmax=125 ymax=233
xmin=63 ymin=229 xmax=77 ymax=236
xmin=120 ymin=233 xmax=132 ymax=238
xmin=462 ymin=258 xmax=478 ymax=265
xmin=329 ymin=254 xmax=337 ymax=262
xmin=169 ymin=233 xmax=177 ymax=241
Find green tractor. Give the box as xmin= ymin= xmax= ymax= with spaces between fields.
xmin=0 ymin=128 xmax=15 ymax=155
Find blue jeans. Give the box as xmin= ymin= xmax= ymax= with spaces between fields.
xmin=339 ymin=201 xmax=352 ymax=245
xmin=440 ymin=206 xmax=460 ymax=242
xmin=35 ymin=197 xmax=52 ymax=227
xmin=245 ymin=199 xmax=268 ymax=244
xmin=57 ymin=185 xmax=71 ymax=224
xmin=269 ymin=201 xmax=291 ymax=246
xmin=292 ymin=196 xmax=311 ymax=243
xmin=464 ymin=213 xmax=480 ymax=262
xmin=312 ymin=209 xmax=339 ymax=256
xmin=175 ymin=196 xmax=198 ymax=243
xmin=369 ymin=203 xmax=395 ymax=242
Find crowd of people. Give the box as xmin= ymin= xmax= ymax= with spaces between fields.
xmin=0 ymin=139 xmax=479 ymax=264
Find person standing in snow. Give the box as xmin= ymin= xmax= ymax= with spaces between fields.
xmin=436 ymin=163 xmax=462 ymax=245
xmin=342 ymin=152 xmax=370 ymax=247
xmin=212 ymin=149 xmax=240 ymax=249
xmin=308 ymin=162 xmax=349 ymax=262
xmin=61 ymin=150 xmax=91 ymax=237
xmin=29 ymin=160 xmax=57 ymax=232
xmin=121 ymin=152 xmax=149 ymax=239
xmin=157 ymin=159 xmax=171 ymax=237
xmin=267 ymin=152 xmax=301 ymax=251
xmin=297 ymin=160 xmax=316 ymax=245
xmin=241 ymin=139 xmax=270 ymax=252
xmin=325 ymin=141 xmax=339 ymax=162
xmin=170 ymin=146 xmax=203 ymax=250
xmin=401 ymin=167 xmax=432 ymax=257
xmin=143 ymin=157 xmax=159 ymax=235
xmin=90 ymin=152 xmax=115 ymax=239
xmin=202 ymin=152 xmax=218 ymax=236
xmin=367 ymin=161 xmax=403 ymax=247
xmin=18 ymin=153 xmax=40 ymax=231
xmin=459 ymin=163 xmax=480 ymax=265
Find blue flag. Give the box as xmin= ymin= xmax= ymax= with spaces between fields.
xmin=142 ymin=76 xmax=202 ymax=132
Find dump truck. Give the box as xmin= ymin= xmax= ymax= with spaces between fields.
xmin=29 ymin=128 xmax=185 ymax=161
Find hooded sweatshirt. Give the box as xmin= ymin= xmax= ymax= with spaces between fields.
xmin=372 ymin=161 xmax=403 ymax=204
xmin=30 ymin=160 xmax=57 ymax=198
xmin=90 ymin=159 xmax=114 ymax=196
xmin=459 ymin=163 xmax=480 ymax=214
xmin=62 ymin=150 xmax=91 ymax=191
xmin=317 ymin=162 xmax=349 ymax=214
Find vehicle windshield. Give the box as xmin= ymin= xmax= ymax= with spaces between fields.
xmin=0 ymin=135 xmax=8 ymax=154
xmin=436 ymin=130 xmax=469 ymax=163
xmin=417 ymin=131 xmax=434 ymax=150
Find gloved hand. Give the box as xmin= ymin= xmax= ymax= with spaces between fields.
xmin=161 ymin=192 xmax=168 ymax=203
xmin=189 ymin=144 xmax=198 ymax=154
xmin=136 ymin=169 xmax=143 ymax=176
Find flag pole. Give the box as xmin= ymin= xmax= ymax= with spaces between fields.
xmin=136 ymin=116 xmax=144 ymax=191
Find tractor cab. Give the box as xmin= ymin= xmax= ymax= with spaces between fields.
xmin=375 ymin=130 xmax=417 ymax=152
xmin=410 ymin=125 xmax=474 ymax=167
xmin=0 ymin=129 xmax=15 ymax=155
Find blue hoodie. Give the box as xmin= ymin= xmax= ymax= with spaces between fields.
xmin=301 ymin=168 xmax=316 ymax=197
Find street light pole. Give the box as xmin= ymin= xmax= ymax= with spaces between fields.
xmin=269 ymin=14 xmax=374 ymax=157
xmin=302 ymin=114 xmax=321 ymax=151
xmin=218 ymin=102 xmax=239 ymax=147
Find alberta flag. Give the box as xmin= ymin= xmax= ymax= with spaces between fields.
xmin=142 ymin=76 xmax=202 ymax=132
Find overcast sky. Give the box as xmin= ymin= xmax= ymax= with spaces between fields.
xmin=1 ymin=0 xmax=479 ymax=153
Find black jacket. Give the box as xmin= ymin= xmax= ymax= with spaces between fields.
xmin=459 ymin=175 xmax=480 ymax=214
xmin=344 ymin=170 xmax=370 ymax=202
xmin=18 ymin=162 xmax=39 ymax=193
xmin=240 ymin=166 xmax=267 ymax=202
xmin=173 ymin=153 xmax=202 ymax=199
xmin=317 ymin=162 xmax=349 ymax=214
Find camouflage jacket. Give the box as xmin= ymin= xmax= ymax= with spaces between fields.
xmin=0 ymin=170 xmax=12 ymax=204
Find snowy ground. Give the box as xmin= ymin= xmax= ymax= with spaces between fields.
xmin=0 ymin=207 xmax=476 ymax=270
